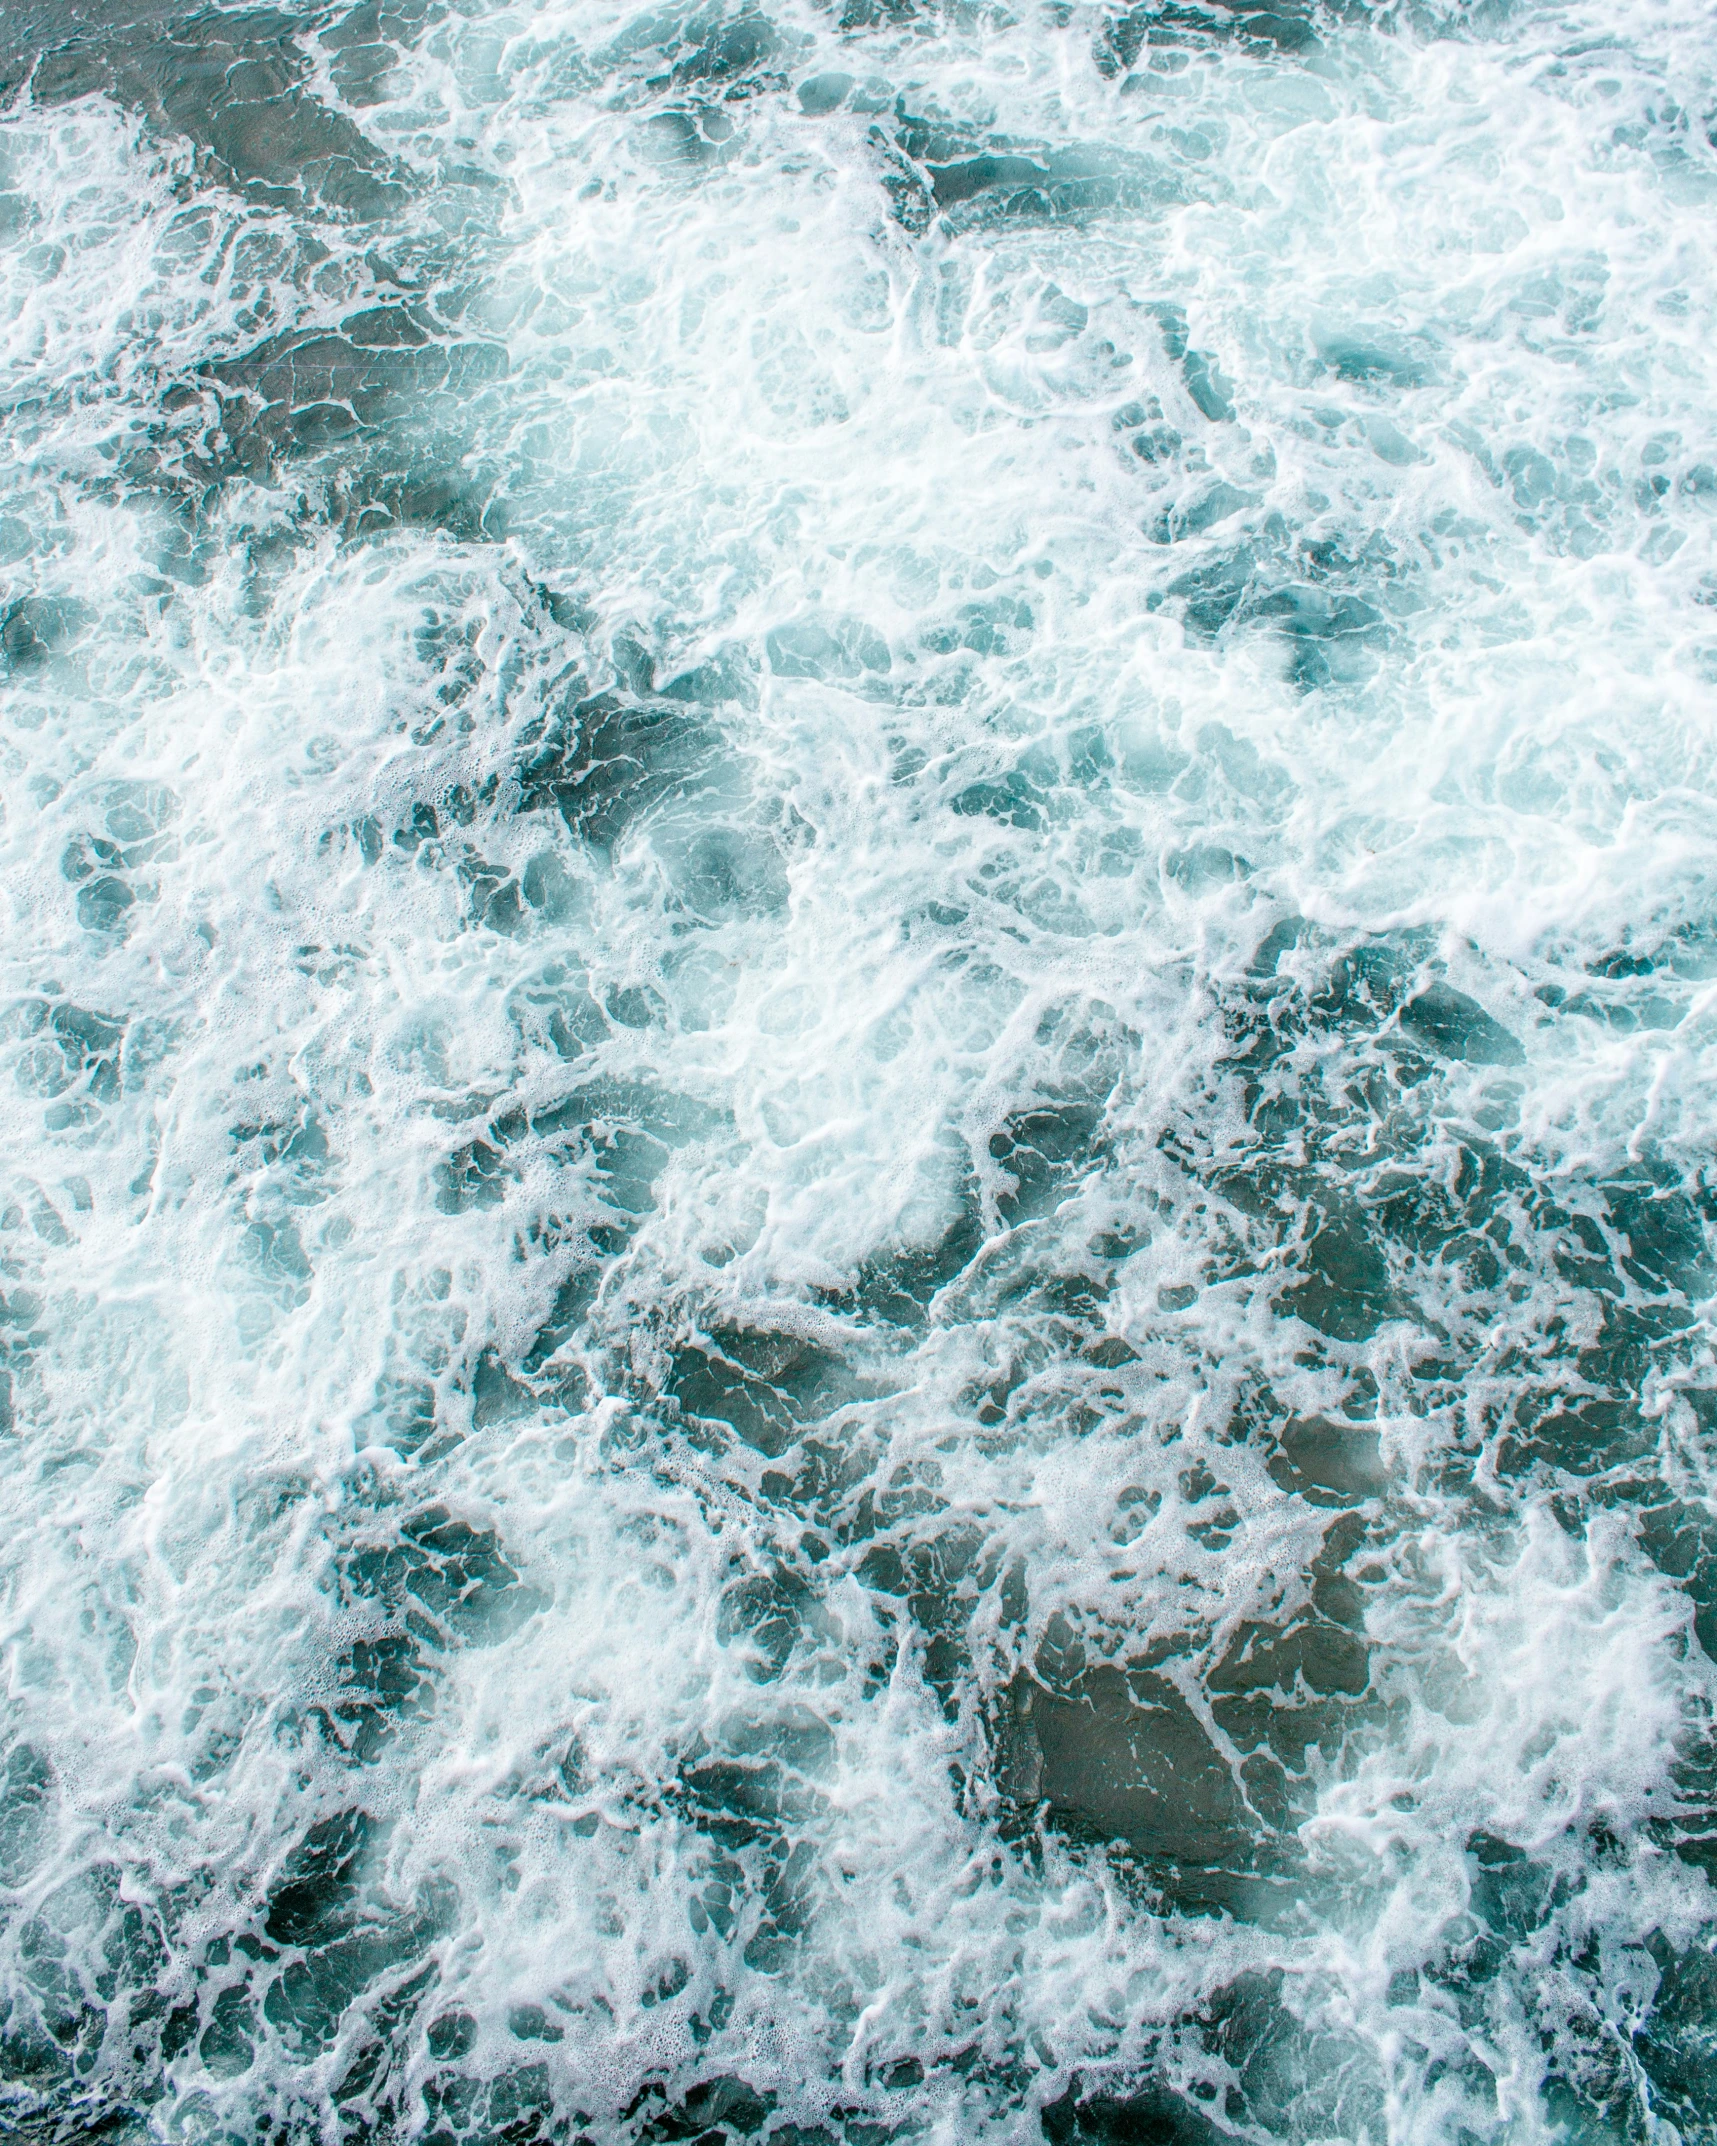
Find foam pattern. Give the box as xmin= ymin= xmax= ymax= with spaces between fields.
xmin=0 ymin=0 xmax=1715 ymax=2140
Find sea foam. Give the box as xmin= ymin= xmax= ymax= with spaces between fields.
xmin=0 ymin=0 xmax=1714 ymax=2139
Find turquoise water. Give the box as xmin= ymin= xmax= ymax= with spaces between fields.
xmin=0 ymin=0 xmax=1715 ymax=2139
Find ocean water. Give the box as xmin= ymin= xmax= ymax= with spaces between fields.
xmin=1 ymin=0 xmax=1715 ymax=2138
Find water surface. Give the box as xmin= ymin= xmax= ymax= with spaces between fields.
xmin=0 ymin=0 xmax=1715 ymax=2139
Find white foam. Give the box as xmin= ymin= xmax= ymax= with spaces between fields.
xmin=0 ymin=0 xmax=1713 ymax=2135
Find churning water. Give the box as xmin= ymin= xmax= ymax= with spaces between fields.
xmin=1 ymin=0 xmax=1715 ymax=2138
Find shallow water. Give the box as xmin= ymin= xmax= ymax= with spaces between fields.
xmin=0 ymin=0 xmax=1714 ymax=2140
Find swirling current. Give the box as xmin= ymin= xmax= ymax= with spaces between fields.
xmin=0 ymin=0 xmax=1715 ymax=2140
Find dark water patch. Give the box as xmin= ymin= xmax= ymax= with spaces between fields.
xmin=1313 ymin=328 xmax=1436 ymax=390
xmin=463 ymin=1081 xmax=729 ymax=1377
xmin=670 ymin=1705 xmax=833 ymax=1975
xmin=1398 ymin=979 xmax=1524 ymax=1064
xmin=1653 ymin=1710 xmax=1717 ymax=1884
xmin=989 ymin=1101 xmax=1106 ymax=1229
xmin=797 ymin=69 xmax=892 ymax=116
xmin=1112 ymin=396 xmax=1183 ymax=468
xmin=360 ymin=1368 xmax=440 ymax=1457
xmin=626 ymin=2071 xmax=777 ymax=2142
xmin=952 ymin=768 xmax=1051 ymax=833
xmin=239 ymin=1212 xmax=313 ymax=1306
xmin=1148 ymin=481 xmax=1253 ymax=546
xmin=327 ymin=1962 xmax=439 ymax=2122
xmin=866 ymin=106 xmax=1188 ymax=234
xmin=1095 ymin=1 xmax=1322 ymax=82
xmin=336 ymin=1501 xmax=539 ymax=1646
xmin=191 ymin=318 xmax=509 ymax=479
xmin=843 ymin=1191 xmax=985 ymax=1329
xmin=305 ymin=1498 xmax=542 ymax=1769
xmin=0 ymin=1744 xmax=53 ymax=1889
xmin=1206 ymin=1510 xmax=1377 ymax=1765
xmin=521 ymin=1262 xmax=605 ymax=1380
xmin=90 ymin=207 xmax=521 ymax=541
xmin=510 ymin=964 xmax=609 ymax=1061
xmin=1157 ymin=523 xmax=1402 ymax=691
xmin=316 ymin=0 xmax=444 ymax=110
xmin=1 ymin=594 xmax=91 ymax=670
xmin=687 ymin=1410 xmax=1003 ymax=1723
xmin=469 ymin=1345 xmax=538 ymax=1428
xmin=262 ymin=1879 xmax=455 ymax=2057
xmin=718 ymin=1560 xmax=837 ymax=1684
xmin=604 ymin=4 xmax=798 ymax=103
xmin=425 ymin=2057 xmax=559 ymax=2144
xmin=930 ymin=588 xmax=1039 ymax=660
xmin=1042 ymin=2074 xmax=1225 ymax=2146
xmin=4 ymin=999 xmax=126 ymax=1125
xmin=1264 ymin=1416 xmax=1386 ymax=1504
xmin=1602 ymin=1164 xmax=1712 ymax=1297
xmin=853 ymin=1515 xmax=989 ymax=1715
xmin=1249 ymin=584 xmax=1387 ymax=691
xmin=1186 ymin=1971 xmax=1384 ymax=2144
xmin=324 ymin=1631 xmax=435 ymax=1764
xmin=1463 ymin=1829 xmax=1563 ymax=1943
xmin=669 ymin=1324 xmax=853 ymax=1460
xmin=999 ymin=1663 xmax=1264 ymax=1899
xmin=67 ymin=869 xmax=133 ymax=940
xmin=1280 ymin=1195 xmax=1399 ymax=1340
xmin=1180 ymin=349 xmax=1237 ymax=425
xmin=1163 ymin=842 xmax=1249 ymax=891
xmin=516 ymin=687 xmax=715 ymax=854
xmin=1639 ymin=1493 xmax=1717 ymax=1666
xmin=22 ymin=7 xmax=412 ymax=219
xmin=264 ymin=1809 xmax=376 ymax=1949
xmin=1163 ymin=921 xmax=1713 ymax=1514
xmin=456 ymin=847 xmax=524 ymax=934
xmin=435 ymin=1134 xmax=509 ymax=1215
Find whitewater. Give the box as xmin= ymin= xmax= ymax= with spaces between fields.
xmin=0 ymin=0 xmax=1714 ymax=2138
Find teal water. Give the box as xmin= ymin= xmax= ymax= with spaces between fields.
xmin=0 ymin=0 xmax=1715 ymax=2140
